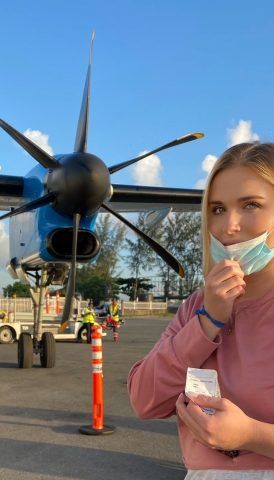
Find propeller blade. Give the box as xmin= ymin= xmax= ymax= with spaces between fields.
xmin=0 ymin=119 xmax=59 ymax=170
xmin=74 ymin=32 xmax=95 ymax=153
xmin=102 ymin=203 xmax=184 ymax=278
xmin=108 ymin=132 xmax=204 ymax=174
xmin=0 ymin=192 xmax=55 ymax=221
xmin=60 ymin=213 xmax=80 ymax=327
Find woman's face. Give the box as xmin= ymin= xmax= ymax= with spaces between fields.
xmin=208 ymin=165 xmax=274 ymax=247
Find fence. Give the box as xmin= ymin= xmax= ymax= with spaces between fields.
xmin=121 ymin=300 xmax=167 ymax=316
xmin=0 ymin=297 xmax=168 ymax=320
xmin=0 ymin=296 xmax=68 ymax=314
xmin=121 ymin=301 xmax=167 ymax=311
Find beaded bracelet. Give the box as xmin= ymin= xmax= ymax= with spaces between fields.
xmin=195 ymin=305 xmax=226 ymax=329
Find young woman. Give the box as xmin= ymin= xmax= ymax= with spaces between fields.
xmin=128 ymin=143 xmax=274 ymax=479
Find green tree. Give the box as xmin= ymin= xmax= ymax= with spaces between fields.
xmin=3 ymin=281 xmax=30 ymax=298
xmin=76 ymin=268 xmax=105 ymax=304
xmin=175 ymin=212 xmax=203 ymax=296
xmin=116 ymin=277 xmax=154 ymax=300
xmin=75 ymin=214 xmax=125 ymax=303
xmin=157 ymin=212 xmax=203 ymax=298
xmin=93 ymin=213 xmax=125 ymax=280
xmin=124 ymin=213 xmax=158 ymax=300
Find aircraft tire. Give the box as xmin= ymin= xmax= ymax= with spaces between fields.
xmin=40 ymin=332 xmax=55 ymax=368
xmin=18 ymin=333 xmax=33 ymax=368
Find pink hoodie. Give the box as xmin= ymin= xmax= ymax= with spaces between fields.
xmin=128 ymin=288 xmax=274 ymax=470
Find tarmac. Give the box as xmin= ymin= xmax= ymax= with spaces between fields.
xmin=0 ymin=316 xmax=187 ymax=480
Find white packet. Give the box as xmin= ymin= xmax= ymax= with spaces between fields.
xmin=185 ymin=367 xmax=221 ymax=415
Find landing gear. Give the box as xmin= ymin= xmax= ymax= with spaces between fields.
xmin=17 ymin=331 xmax=56 ymax=369
xmin=18 ymin=333 xmax=33 ymax=368
xmin=16 ymin=266 xmax=57 ymax=368
xmin=40 ymin=332 xmax=55 ymax=368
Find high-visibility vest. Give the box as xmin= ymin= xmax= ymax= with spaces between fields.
xmin=82 ymin=307 xmax=95 ymax=324
xmin=108 ymin=304 xmax=119 ymax=321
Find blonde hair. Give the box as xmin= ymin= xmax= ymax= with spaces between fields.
xmin=202 ymin=142 xmax=274 ymax=275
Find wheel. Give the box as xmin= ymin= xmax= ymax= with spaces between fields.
xmin=0 ymin=326 xmax=15 ymax=344
xmin=18 ymin=333 xmax=33 ymax=368
xmin=77 ymin=326 xmax=87 ymax=343
xmin=40 ymin=332 xmax=55 ymax=368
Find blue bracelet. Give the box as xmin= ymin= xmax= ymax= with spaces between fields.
xmin=195 ymin=305 xmax=225 ymax=329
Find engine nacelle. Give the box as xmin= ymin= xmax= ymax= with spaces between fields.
xmin=46 ymin=228 xmax=100 ymax=260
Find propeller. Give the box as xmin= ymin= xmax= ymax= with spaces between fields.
xmin=102 ymin=203 xmax=184 ymax=278
xmin=108 ymin=132 xmax=204 ymax=174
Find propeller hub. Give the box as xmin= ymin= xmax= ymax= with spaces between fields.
xmin=47 ymin=153 xmax=111 ymax=216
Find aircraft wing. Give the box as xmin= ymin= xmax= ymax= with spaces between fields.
xmin=0 ymin=176 xmax=203 ymax=214
xmin=0 ymin=175 xmax=24 ymax=211
xmin=106 ymin=184 xmax=203 ymax=212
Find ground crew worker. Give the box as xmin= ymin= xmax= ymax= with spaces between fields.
xmin=81 ymin=301 xmax=96 ymax=344
xmin=107 ymin=298 xmax=120 ymax=322
xmin=107 ymin=298 xmax=120 ymax=342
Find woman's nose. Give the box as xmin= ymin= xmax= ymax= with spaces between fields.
xmin=222 ymin=211 xmax=241 ymax=234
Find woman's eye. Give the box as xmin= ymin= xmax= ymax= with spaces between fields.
xmin=244 ymin=202 xmax=260 ymax=210
xmin=212 ymin=206 xmax=224 ymax=214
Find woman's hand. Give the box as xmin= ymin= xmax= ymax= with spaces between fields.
xmin=204 ymin=259 xmax=246 ymax=324
xmin=176 ymin=394 xmax=255 ymax=451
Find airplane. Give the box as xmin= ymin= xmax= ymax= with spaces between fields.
xmin=0 ymin=33 xmax=203 ymax=369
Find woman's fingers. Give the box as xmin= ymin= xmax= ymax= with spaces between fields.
xmin=209 ymin=261 xmax=244 ymax=284
xmin=214 ymin=275 xmax=246 ymax=294
xmin=225 ymin=284 xmax=246 ymax=299
xmin=203 ymin=259 xmax=246 ymax=324
xmin=176 ymin=398 xmax=209 ymax=446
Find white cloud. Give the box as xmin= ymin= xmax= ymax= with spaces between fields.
xmin=0 ymin=222 xmax=9 ymax=269
xmin=194 ymin=178 xmax=207 ymax=189
xmin=131 ymin=151 xmax=163 ymax=186
xmin=194 ymin=119 xmax=260 ymax=189
xmin=23 ymin=128 xmax=54 ymax=156
xmin=194 ymin=154 xmax=217 ymax=189
xmin=227 ymin=119 xmax=260 ymax=146
xmin=201 ymin=154 xmax=218 ymax=174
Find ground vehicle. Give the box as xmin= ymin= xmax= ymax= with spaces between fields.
xmin=0 ymin=317 xmax=88 ymax=344
xmin=94 ymin=303 xmax=109 ymax=317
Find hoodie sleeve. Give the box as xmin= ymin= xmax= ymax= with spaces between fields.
xmin=127 ymin=290 xmax=222 ymax=419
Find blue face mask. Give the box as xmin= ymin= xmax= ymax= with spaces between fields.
xmin=210 ymin=230 xmax=274 ymax=276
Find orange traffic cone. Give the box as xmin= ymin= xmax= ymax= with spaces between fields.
xmin=45 ymin=292 xmax=50 ymax=314
xmin=56 ymin=291 xmax=61 ymax=314
xmin=79 ymin=325 xmax=115 ymax=435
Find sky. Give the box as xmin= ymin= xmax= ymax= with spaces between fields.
xmin=0 ymin=0 xmax=274 ymax=287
